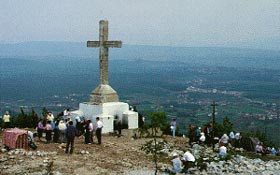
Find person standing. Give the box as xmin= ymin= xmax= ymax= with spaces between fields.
xmin=45 ymin=121 xmax=53 ymax=144
xmin=37 ymin=119 xmax=44 ymax=141
xmin=195 ymin=127 xmax=201 ymax=142
xmin=75 ymin=117 xmax=83 ymax=137
xmin=3 ymin=111 xmax=11 ymax=129
xmin=53 ymin=120 xmax=60 ymax=143
xmin=84 ymin=120 xmax=93 ymax=144
xmin=188 ymin=124 xmax=195 ymax=144
xmin=113 ymin=116 xmax=122 ymax=137
xmin=63 ymin=109 xmax=70 ymax=121
xmin=205 ymin=123 xmax=213 ymax=145
xmin=65 ymin=121 xmax=76 ymax=154
xmin=170 ymin=118 xmax=177 ymax=138
xmin=84 ymin=120 xmax=91 ymax=144
xmin=96 ymin=117 xmax=103 ymax=145
xmin=58 ymin=120 xmax=67 ymax=143
xmin=88 ymin=120 xmax=94 ymax=143
xmin=46 ymin=111 xmax=54 ymax=129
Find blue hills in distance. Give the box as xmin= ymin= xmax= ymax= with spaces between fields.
xmin=0 ymin=41 xmax=280 ymax=70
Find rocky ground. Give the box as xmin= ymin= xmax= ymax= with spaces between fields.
xmin=0 ymin=130 xmax=157 ymax=175
xmin=168 ymin=144 xmax=280 ymax=175
xmin=1 ymin=129 xmax=280 ymax=175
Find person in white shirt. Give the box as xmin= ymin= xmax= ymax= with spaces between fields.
xmin=220 ymin=133 xmax=229 ymax=146
xmin=199 ymin=132 xmax=206 ymax=144
xmin=89 ymin=120 xmax=94 ymax=143
xmin=183 ymin=151 xmax=195 ymax=162
xmin=96 ymin=117 xmax=103 ymax=145
xmin=182 ymin=151 xmax=195 ymax=169
xmin=219 ymin=145 xmax=227 ymax=157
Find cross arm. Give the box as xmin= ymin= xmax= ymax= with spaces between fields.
xmin=87 ymin=41 xmax=100 ymax=47
xmin=87 ymin=41 xmax=122 ymax=48
xmin=103 ymin=41 xmax=122 ymax=48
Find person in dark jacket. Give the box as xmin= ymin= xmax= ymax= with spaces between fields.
xmin=53 ymin=120 xmax=60 ymax=143
xmin=65 ymin=121 xmax=77 ymax=154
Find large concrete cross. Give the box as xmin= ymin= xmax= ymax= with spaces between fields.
xmin=87 ymin=20 xmax=122 ymax=104
xmin=87 ymin=20 xmax=122 ymax=85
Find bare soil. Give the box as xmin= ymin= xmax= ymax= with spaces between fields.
xmin=0 ymin=130 xmax=161 ymax=175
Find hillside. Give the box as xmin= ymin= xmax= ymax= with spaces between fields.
xmin=0 ymin=130 xmax=280 ymax=175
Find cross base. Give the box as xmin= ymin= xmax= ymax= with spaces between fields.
xmin=89 ymin=84 xmax=119 ymax=104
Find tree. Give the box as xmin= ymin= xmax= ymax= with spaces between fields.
xmin=13 ymin=108 xmax=33 ymax=128
xmin=42 ymin=107 xmax=48 ymax=118
xmin=222 ymin=116 xmax=233 ymax=134
xmin=31 ymin=108 xmax=39 ymax=129
xmin=212 ymin=117 xmax=234 ymax=137
xmin=140 ymin=112 xmax=168 ymax=175
xmin=149 ymin=112 xmax=169 ymax=135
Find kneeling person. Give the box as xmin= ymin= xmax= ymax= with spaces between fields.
xmin=168 ymin=153 xmax=184 ymax=173
xmin=28 ymin=131 xmax=37 ymax=150
xmin=182 ymin=150 xmax=195 ymax=170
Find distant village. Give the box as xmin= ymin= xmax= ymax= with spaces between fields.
xmin=184 ymin=86 xmax=279 ymax=121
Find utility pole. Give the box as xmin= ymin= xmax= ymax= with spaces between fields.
xmin=211 ymin=101 xmax=218 ymax=150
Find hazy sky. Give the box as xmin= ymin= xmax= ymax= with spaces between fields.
xmin=0 ymin=0 xmax=279 ymax=47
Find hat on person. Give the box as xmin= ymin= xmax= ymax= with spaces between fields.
xmin=172 ymin=153 xmax=178 ymax=157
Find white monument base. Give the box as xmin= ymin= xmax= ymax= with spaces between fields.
xmin=71 ymin=102 xmax=138 ymax=133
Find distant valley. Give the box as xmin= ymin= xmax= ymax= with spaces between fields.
xmin=0 ymin=42 xmax=280 ymax=145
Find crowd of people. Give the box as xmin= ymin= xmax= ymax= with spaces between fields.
xmin=187 ymin=124 xmax=245 ymax=155
xmin=166 ymin=120 xmax=280 ymax=173
xmin=255 ymin=142 xmax=280 ymax=156
xmin=42 ymin=111 xmax=104 ymax=152
xmin=2 ymin=109 xmax=104 ymax=154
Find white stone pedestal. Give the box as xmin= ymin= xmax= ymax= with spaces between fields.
xmin=71 ymin=102 xmax=138 ymax=133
